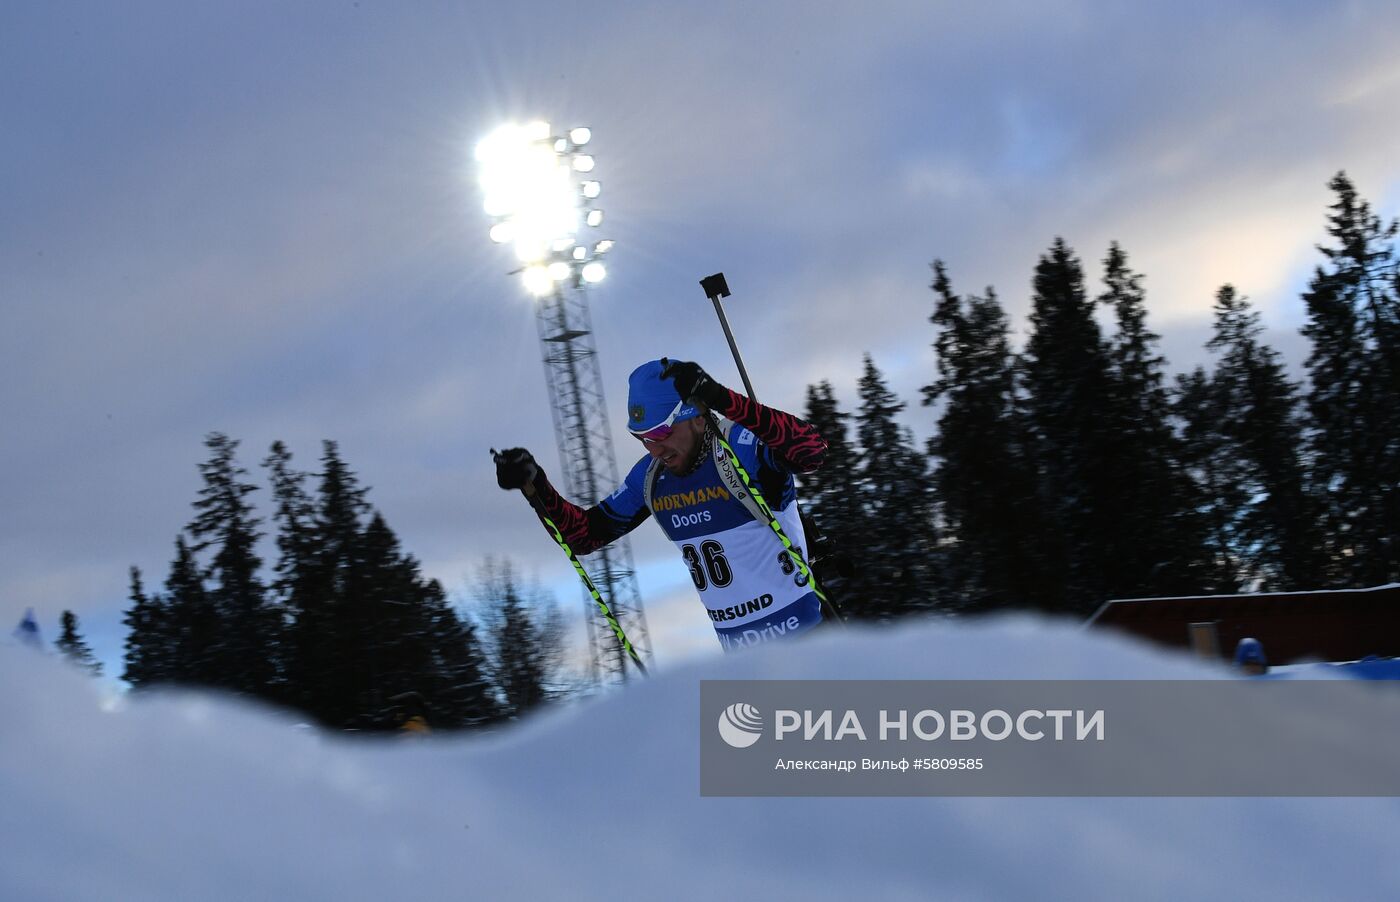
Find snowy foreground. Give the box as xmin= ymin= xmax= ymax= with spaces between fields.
xmin=5 ymin=617 xmax=1399 ymax=901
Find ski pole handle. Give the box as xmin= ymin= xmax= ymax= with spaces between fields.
xmin=491 ymin=447 xmax=538 ymax=496
xmin=696 ymin=273 xmax=759 ymax=403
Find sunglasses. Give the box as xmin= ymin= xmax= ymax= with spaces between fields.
xmin=632 ymin=400 xmax=686 ymax=444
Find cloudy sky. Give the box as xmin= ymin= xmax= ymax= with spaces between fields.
xmin=4 ymin=1 xmax=1399 ymax=677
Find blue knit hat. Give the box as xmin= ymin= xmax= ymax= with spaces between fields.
xmin=1233 ymin=637 xmax=1267 ymax=667
xmin=627 ymin=359 xmax=700 ymax=434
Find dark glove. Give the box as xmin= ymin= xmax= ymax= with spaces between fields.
xmin=660 ymin=359 xmax=729 ymax=409
xmin=492 ymin=447 xmax=540 ymax=491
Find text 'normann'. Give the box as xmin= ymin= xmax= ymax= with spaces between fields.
xmin=774 ymin=709 xmax=1106 ymax=742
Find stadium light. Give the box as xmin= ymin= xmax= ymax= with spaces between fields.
xmin=522 ymin=264 xmax=552 ymax=297
xmin=476 ymin=121 xmax=613 ymax=294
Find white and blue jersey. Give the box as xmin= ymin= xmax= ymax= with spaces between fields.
xmin=530 ymin=391 xmax=829 ymax=651
xmin=601 ymin=424 xmax=821 ymax=650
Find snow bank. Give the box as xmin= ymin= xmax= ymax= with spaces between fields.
xmin=4 ymin=616 xmax=1398 ymax=901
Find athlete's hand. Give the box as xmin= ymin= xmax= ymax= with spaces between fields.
xmin=660 ymin=359 xmax=729 ymax=409
xmin=492 ymin=448 xmax=539 ymax=491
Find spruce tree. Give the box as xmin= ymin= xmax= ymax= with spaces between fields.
xmin=122 ymin=567 xmax=171 ymax=687
xmin=267 ymin=441 xmax=496 ymax=730
xmin=1300 ymin=172 xmax=1400 ymax=585
xmin=261 ymin=439 xmax=316 ymax=700
xmin=490 ymin=585 xmax=547 ymax=716
xmin=263 ymin=441 xmax=318 ymax=705
xmin=294 ymin=441 xmax=372 ymax=726
xmin=355 ymin=512 xmax=436 ymax=714
xmin=477 ymin=560 xmax=566 ymax=718
xmin=1019 ymin=238 xmax=1114 ymax=613
xmin=55 ymin=610 xmax=102 ymax=676
xmin=1096 ymin=244 xmax=1218 ymax=599
xmin=1172 ymin=366 xmax=1247 ymax=592
xmin=850 ymin=354 xmax=938 ymax=619
xmin=1100 ymin=244 xmax=1166 ymax=416
xmin=1205 ymin=285 xmax=1325 ymax=589
xmin=923 ymin=261 xmax=1044 ymax=611
xmin=164 ymin=535 xmax=218 ymax=685
xmin=187 ymin=433 xmax=277 ymax=694
xmin=419 ymin=579 xmax=500 ymax=727
xmin=264 ymin=442 xmax=317 ymax=590
xmin=802 ymin=380 xmax=863 ymax=592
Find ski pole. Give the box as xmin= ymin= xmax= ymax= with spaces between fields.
xmin=689 ymin=279 xmax=849 ymax=626
xmin=695 ymin=407 xmax=847 ymax=626
xmin=699 ymin=273 xmax=759 ymax=401
xmin=491 ymin=450 xmax=648 ymax=677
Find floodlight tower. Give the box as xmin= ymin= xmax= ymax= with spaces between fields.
xmin=476 ymin=121 xmax=651 ymax=684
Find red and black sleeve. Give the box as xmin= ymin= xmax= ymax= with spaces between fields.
xmin=712 ymin=387 xmax=827 ymax=474
xmin=531 ymin=474 xmax=646 ymax=556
